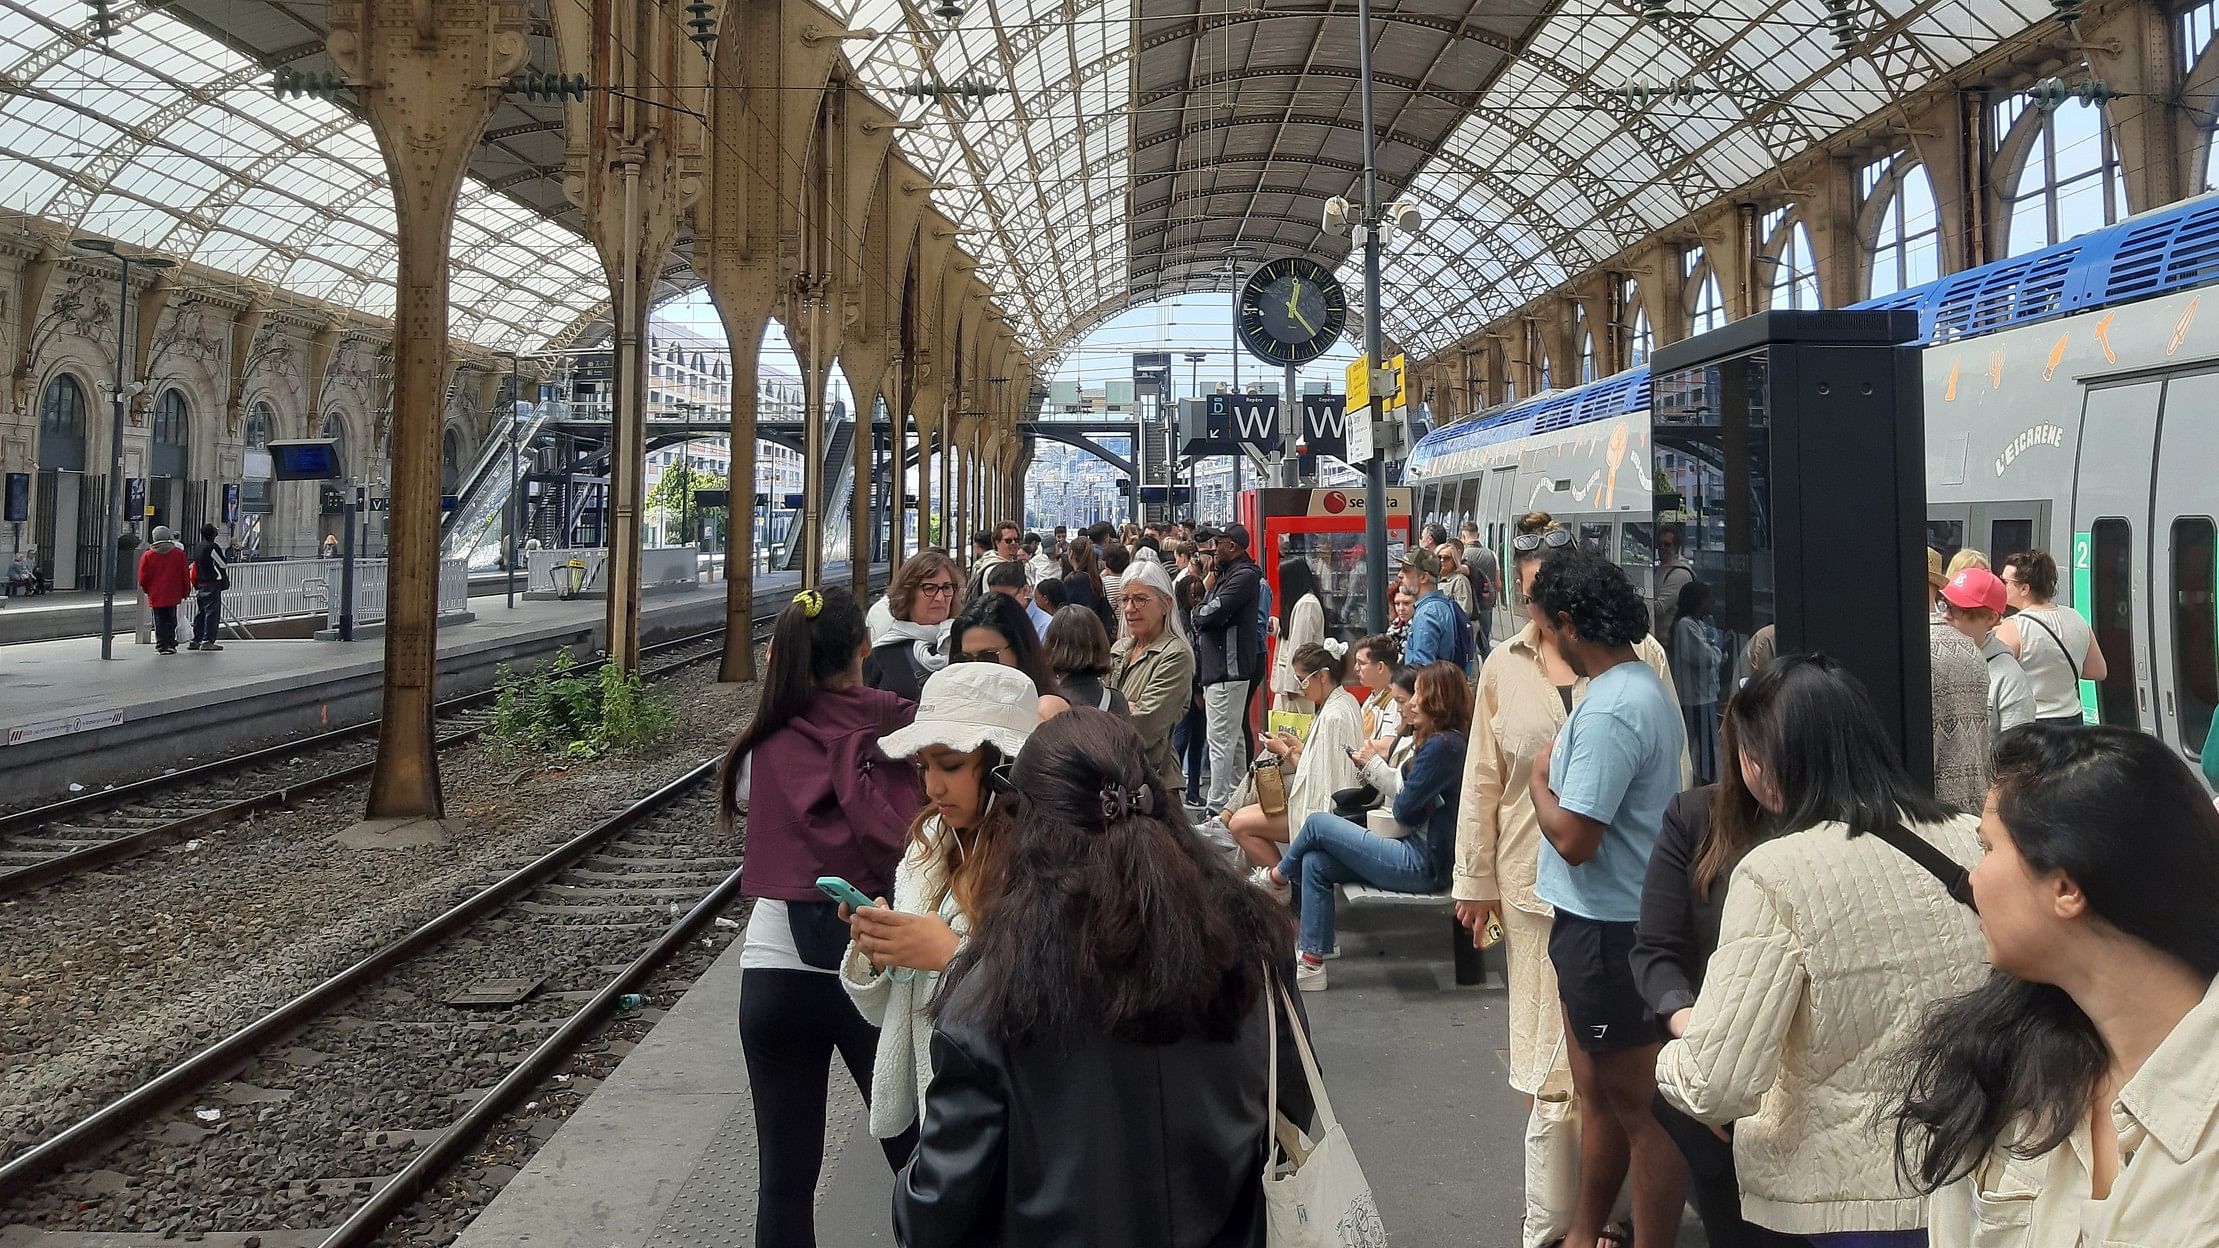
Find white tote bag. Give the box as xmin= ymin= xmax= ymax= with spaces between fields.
xmin=1263 ymin=976 xmax=1387 ymax=1247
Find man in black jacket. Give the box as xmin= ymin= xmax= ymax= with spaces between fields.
xmin=1190 ymin=523 xmax=1261 ymax=809
xmin=188 ymin=524 xmax=229 ymax=652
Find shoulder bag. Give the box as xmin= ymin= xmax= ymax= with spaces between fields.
xmin=1264 ymin=974 xmax=1384 ymax=1247
xmin=1871 ymin=821 xmax=1978 ymax=912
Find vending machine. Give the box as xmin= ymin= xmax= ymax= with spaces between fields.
xmin=1237 ymin=486 xmax=1416 ymax=694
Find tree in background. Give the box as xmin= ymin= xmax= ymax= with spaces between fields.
xmin=646 ymin=465 xmax=727 ymax=548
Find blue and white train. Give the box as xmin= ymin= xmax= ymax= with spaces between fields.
xmin=1402 ymin=191 xmax=2219 ymax=765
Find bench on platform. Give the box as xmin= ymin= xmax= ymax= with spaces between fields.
xmin=1341 ymin=883 xmax=1494 ymax=987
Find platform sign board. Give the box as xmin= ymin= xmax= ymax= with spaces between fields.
xmin=267 ymin=439 xmax=345 ymax=481
xmin=7 ymin=709 xmax=126 ymax=747
xmin=694 ymin=489 xmax=730 ymax=508
xmin=1206 ymin=393 xmax=1280 ymax=453
xmin=1345 ymin=355 xmax=1369 ymax=412
xmin=125 ymin=477 xmax=146 ymax=519
xmin=222 ymin=482 xmax=241 ymax=523
xmin=4 ymin=472 xmax=26 ymax=523
xmin=1345 ymin=413 xmax=1375 ymax=464
xmin=1300 ymin=395 xmax=1348 ymax=461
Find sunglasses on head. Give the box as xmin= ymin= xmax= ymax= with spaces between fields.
xmin=1510 ymin=529 xmax=1574 ymax=552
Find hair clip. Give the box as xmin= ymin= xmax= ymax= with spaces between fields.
xmin=793 ymin=589 xmax=823 ymax=618
xmin=1097 ymin=781 xmax=1154 ymax=824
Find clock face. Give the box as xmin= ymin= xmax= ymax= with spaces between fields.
xmin=1237 ymin=257 xmax=1348 ymax=366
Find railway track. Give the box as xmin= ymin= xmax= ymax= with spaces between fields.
xmin=0 ymin=757 xmax=738 ymax=1243
xmin=0 ymin=626 xmax=736 ymax=899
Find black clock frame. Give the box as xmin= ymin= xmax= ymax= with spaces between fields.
xmin=1236 ymin=257 xmax=1347 ymax=367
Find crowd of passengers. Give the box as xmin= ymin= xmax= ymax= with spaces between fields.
xmin=722 ymin=513 xmax=2219 ymax=1248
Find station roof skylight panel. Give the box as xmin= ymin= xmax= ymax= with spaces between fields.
xmin=0 ymin=0 xmax=623 ymax=354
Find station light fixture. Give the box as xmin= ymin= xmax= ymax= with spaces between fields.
xmin=271 ymin=68 xmax=348 ymax=100
xmin=1638 ymin=0 xmax=1673 ymax=24
xmin=1608 ymin=78 xmax=1712 ymax=107
xmin=508 ymin=71 xmax=592 ymax=103
xmin=934 ymin=0 xmax=966 ymax=20
xmin=2052 ymin=0 xmax=2085 ymax=22
xmin=898 ymin=76 xmax=1004 ymax=99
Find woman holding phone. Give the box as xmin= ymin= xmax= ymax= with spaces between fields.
xmin=719 ymin=586 xmax=924 ymax=1248
xmin=839 ymin=663 xmax=1041 ymax=1143
xmin=1219 ymin=640 xmax=1365 ymax=872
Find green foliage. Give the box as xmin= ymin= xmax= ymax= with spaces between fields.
xmin=488 ymin=649 xmax=677 ymax=761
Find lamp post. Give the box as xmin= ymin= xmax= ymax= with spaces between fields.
xmin=72 ymin=239 xmax=176 ymax=661
xmin=1353 ymin=0 xmax=1390 ymax=633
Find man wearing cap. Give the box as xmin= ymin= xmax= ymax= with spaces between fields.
xmin=1939 ymin=565 xmax=2037 ymax=737
xmin=1927 ymin=546 xmax=1994 ymax=809
xmin=1399 ymin=546 xmax=1471 ymax=671
xmin=1191 ymin=522 xmax=1263 ymax=809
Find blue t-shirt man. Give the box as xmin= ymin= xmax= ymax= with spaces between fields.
xmin=1535 ymin=659 xmax=1684 ymax=923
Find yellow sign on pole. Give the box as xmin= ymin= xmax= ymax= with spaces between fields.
xmin=1345 ymin=354 xmax=1369 ymax=414
xmin=1387 ymin=352 xmax=1407 ymax=410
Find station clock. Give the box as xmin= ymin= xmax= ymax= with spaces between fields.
xmin=1235 ymin=257 xmax=1348 ymax=367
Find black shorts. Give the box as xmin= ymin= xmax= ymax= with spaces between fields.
xmin=1548 ymin=911 xmax=1663 ymax=1054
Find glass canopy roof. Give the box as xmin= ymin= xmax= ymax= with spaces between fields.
xmin=0 ymin=0 xmax=609 ymax=353
xmin=4 ymin=0 xmax=2056 ymax=362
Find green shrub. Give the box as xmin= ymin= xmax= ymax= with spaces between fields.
xmin=488 ymin=650 xmax=677 ymax=760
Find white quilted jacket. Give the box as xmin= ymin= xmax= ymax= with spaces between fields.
xmin=842 ymin=817 xmax=966 ymax=1140
xmin=1655 ymin=814 xmax=1985 ymax=1235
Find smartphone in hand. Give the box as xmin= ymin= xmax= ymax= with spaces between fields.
xmin=816 ymin=875 xmax=875 ymax=910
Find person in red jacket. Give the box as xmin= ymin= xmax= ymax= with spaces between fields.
xmin=136 ymin=526 xmax=192 ymax=655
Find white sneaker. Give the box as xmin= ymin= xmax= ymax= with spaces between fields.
xmin=1294 ymin=957 xmax=1328 ymax=991
xmin=1248 ymin=865 xmax=1291 ymax=905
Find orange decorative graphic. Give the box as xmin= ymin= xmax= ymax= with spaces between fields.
xmin=1987 ymin=351 xmax=2005 ymax=390
xmin=2043 ymin=334 xmax=2068 ymax=381
xmin=2169 ymin=296 xmax=2200 ymax=357
xmin=1602 ymin=421 xmax=1630 ymax=510
xmin=2094 ymin=311 xmax=2118 ymax=364
xmin=1945 ymin=356 xmax=1961 ymax=402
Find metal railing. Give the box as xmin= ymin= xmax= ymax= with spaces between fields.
xmin=210 ymin=558 xmax=467 ymax=632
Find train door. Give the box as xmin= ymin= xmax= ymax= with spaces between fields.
xmin=2070 ymin=380 xmax=2159 ymax=729
xmin=2149 ymin=370 xmax=2219 ymax=763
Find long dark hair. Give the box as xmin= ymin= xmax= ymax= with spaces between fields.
xmin=934 ymin=708 xmax=1293 ymax=1044
xmin=1892 ymin=723 xmax=2219 ymax=1190
xmin=1066 ymin=537 xmax=1105 ymax=606
xmin=1722 ymin=653 xmax=1953 ymax=846
xmin=950 ymin=592 xmax=1060 ymax=697
xmin=1278 ymin=557 xmax=1335 ymax=636
xmin=719 ymin=585 xmax=867 ymax=830
xmin=1692 ymin=707 xmax=1761 ymax=901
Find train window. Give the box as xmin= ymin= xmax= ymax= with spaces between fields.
xmin=1926 ymin=520 xmax=1965 ymax=562
xmin=1621 ymin=522 xmax=1654 ymax=568
xmin=2173 ymin=518 xmax=2217 ymax=756
xmin=1990 ymin=518 xmax=2034 ymax=566
xmin=2090 ymin=517 xmax=2136 ymax=728
xmin=1579 ymin=522 xmax=1611 ymax=555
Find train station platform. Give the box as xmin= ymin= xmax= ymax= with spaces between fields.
xmin=451 ymin=902 xmax=1701 ymax=1248
xmin=0 ymin=565 xmax=873 ymax=806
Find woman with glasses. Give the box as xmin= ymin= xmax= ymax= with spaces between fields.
xmin=1453 ymin=512 xmax=1681 ymax=1248
xmin=866 ymin=551 xmax=960 ymax=701
xmin=1110 ymin=559 xmax=1197 ymax=796
xmin=947 ymin=592 xmax=1071 ymax=716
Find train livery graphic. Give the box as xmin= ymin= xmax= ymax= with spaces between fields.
xmin=1401 ymin=190 xmax=2219 ymax=768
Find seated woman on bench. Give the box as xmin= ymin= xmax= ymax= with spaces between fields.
xmin=1268 ymin=661 xmax=1471 ymax=990
xmin=1221 ymin=640 xmax=1364 ymax=871
xmin=5 ymin=547 xmax=38 ymax=597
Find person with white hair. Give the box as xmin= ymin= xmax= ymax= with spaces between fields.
xmin=1109 ymin=558 xmax=1195 ymax=795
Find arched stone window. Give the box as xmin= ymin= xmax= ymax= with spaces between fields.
xmin=1685 ymin=247 xmax=1727 ymax=336
xmin=38 ymin=374 xmax=88 ymax=471
xmin=1765 ymin=210 xmax=1822 ymax=309
xmin=1997 ymin=96 xmax=2125 ymax=255
xmin=1863 ymin=154 xmax=1942 ymax=298
xmin=1575 ymin=306 xmax=1598 ymax=383
xmin=243 ymin=402 xmax=275 ymax=513
xmin=152 ymin=389 xmax=189 ymax=480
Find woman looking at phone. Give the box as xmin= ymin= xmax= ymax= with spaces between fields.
xmin=840 ymin=663 xmax=1040 ymax=1144
xmin=719 ymin=586 xmax=925 ymax=1248
xmin=892 ymin=709 xmax=1309 ymax=1248
xmin=1220 ymin=639 xmax=1365 ymax=872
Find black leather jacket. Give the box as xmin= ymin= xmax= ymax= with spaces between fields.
xmin=893 ymin=971 xmax=1315 ymax=1248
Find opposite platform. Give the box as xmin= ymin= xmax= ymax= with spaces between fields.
xmin=0 ymin=564 xmax=867 ymax=805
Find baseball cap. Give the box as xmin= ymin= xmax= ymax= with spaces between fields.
xmin=1216 ymin=523 xmax=1251 ymax=552
xmin=1400 ymin=547 xmax=1444 ymax=578
xmin=1942 ymin=568 xmax=2007 ymax=614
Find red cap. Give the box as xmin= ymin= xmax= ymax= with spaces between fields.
xmin=1942 ymin=567 xmax=2007 ymax=614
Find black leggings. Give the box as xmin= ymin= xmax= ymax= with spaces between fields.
xmin=738 ymin=968 xmax=917 ymax=1248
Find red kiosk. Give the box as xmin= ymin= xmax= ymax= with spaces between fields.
xmin=1236 ymin=485 xmax=1416 ymax=680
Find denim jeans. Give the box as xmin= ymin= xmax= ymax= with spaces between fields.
xmin=1172 ymin=700 xmax=1207 ymax=802
xmin=192 ymin=589 xmax=222 ymax=645
xmin=1277 ymin=811 xmax=1439 ymax=958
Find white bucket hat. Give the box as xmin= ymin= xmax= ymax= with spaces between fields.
xmin=877 ymin=662 xmax=1040 ymax=760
